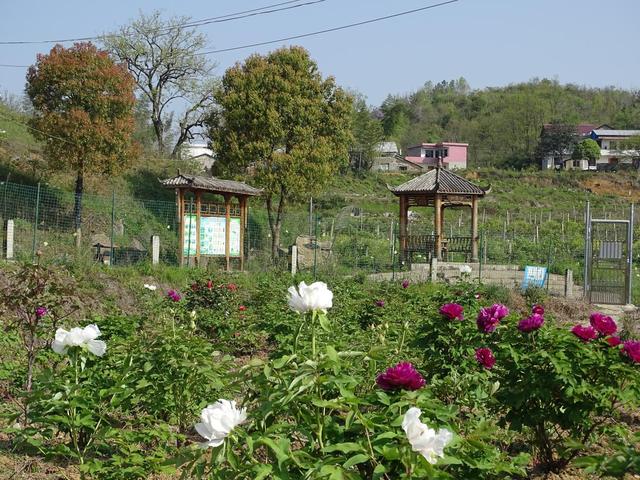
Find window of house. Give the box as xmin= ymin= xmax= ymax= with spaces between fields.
xmin=399 ymin=166 xmax=407 ymax=171
xmin=573 ymin=160 xmax=581 ymax=168
xmin=380 ymin=164 xmax=389 ymax=171
xmin=425 ymin=150 xmax=434 ymax=158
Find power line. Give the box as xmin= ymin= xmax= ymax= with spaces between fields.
xmin=193 ymin=0 xmax=460 ymax=54
xmin=0 ymin=0 xmax=323 ymax=45
xmin=0 ymin=0 xmax=459 ymax=69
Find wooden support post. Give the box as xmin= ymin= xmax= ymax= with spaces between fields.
xmin=224 ymin=194 xmax=231 ymax=272
xmin=471 ymin=196 xmax=479 ymax=261
xmin=195 ymin=191 xmax=202 ymax=266
xmin=399 ymin=195 xmax=408 ymax=264
xmin=434 ymin=194 xmax=442 ymax=260
xmin=239 ymin=196 xmax=246 ymax=271
xmin=177 ymin=189 xmax=184 ymax=267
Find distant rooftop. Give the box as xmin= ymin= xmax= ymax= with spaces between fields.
xmin=592 ymin=129 xmax=640 ymax=137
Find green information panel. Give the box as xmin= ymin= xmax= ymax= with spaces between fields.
xmin=183 ymin=215 xmax=241 ymax=257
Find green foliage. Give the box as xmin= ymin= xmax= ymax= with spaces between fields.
xmin=572 ymin=138 xmax=600 ymax=161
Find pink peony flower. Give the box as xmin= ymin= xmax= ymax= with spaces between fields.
xmin=35 ymin=306 xmax=48 ymax=318
xmin=571 ymin=324 xmax=598 ymax=342
xmin=518 ymin=313 xmax=544 ymax=333
xmin=376 ymin=362 xmax=426 ymax=391
xmin=622 ymin=340 xmax=640 ymax=363
xmin=207 ymin=280 xmax=213 ymax=289
xmin=606 ymin=336 xmax=622 ymax=347
xmin=439 ymin=303 xmax=464 ymax=321
xmin=491 ymin=304 xmax=510 ymax=320
xmin=475 ymin=348 xmax=496 ymax=369
xmin=531 ymin=304 xmax=544 ymax=315
xmin=589 ymin=312 xmax=617 ymax=337
xmin=227 ymin=283 xmax=238 ymax=292
xmin=476 ymin=308 xmax=499 ymax=333
xmin=239 ymin=305 xmax=247 ymax=311
xmin=402 ymin=280 xmax=410 ymax=289
xmin=375 ymin=300 xmax=385 ymax=308
xmin=167 ymin=289 xmax=182 ymax=302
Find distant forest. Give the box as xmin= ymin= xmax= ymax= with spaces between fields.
xmin=354 ymin=78 xmax=640 ymax=169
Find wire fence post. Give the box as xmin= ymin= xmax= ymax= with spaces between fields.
xmin=2 ymin=174 xmax=9 ymax=221
xmin=391 ymin=221 xmax=396 ymax=281
xmin=31 ymin=182 xmax=41 ymax=261
xmin=546 ymin=240 xmax=552 ymax=291
xmin=186 ymin=198 xmax=194 ymax=267
xmin=313 ymin=212 xmax=318 ymax=280
xmin=478 ymin=231 xmax=484 ymax=283
xmin=110 ymin=190 xmax=116 ymax=266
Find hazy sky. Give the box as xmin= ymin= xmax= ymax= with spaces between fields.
xmin=1 ymin=0 xmax=639 ymax=106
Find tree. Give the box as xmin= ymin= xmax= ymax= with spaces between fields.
xmin=572 ymin=138 xmax=600 ymax=164
xmin=350 ymin=92 xmax=384 ymax=172
xmin=26 ymin=42 xmax=137 ymax=231
xmin=534 ymin=124 xmax=578 ymax=167
xmin=208 ymin=46 xmax=352 ymax=259
xmin=104 ymin=11 xmax=217 ymax=157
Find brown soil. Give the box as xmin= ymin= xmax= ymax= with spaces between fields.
xmin=580 ymin=176 xmax=640 ymax=202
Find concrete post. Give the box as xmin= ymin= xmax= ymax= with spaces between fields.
xmin=564 ymin=269 xmax=573 ymax=298
xmin=430 ymin=257 xmax=438 ymax=283
xmin=291 ymin=245 xmax=298 ymax=276
xmin=75 ymin=228 xmax=82 ymax=249
xmin=6 ymin=219 xmax=14 ymax=259
xmin=151 ymin=235 xmax=160 ymax=265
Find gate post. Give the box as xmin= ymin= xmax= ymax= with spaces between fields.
xmin=626 ymin=204 xmax=634 ymax=305
xmin=583 ymin=202 xmax=591 ymax=299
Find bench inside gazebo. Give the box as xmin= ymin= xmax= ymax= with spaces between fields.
xmin=388 ymin=165 xmax=487 ymax=264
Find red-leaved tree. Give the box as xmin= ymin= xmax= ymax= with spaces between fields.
xmin=26 ymin=42 xmax=137 ymax=231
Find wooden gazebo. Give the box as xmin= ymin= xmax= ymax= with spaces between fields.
xmin=388 ymin=166 xmax=487 ymax=263
xmin=161 ymin=173 xmax=261 ymax=270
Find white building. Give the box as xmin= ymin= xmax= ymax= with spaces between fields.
xmin=180 ymin=142 xmax=215 ymax=171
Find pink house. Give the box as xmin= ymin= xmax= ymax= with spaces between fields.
xmin=405 ymin=142 xmax=468 ymax=170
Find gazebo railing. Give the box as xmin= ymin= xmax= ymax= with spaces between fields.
xmin=399 ymin=234 xmax=473 ymax=264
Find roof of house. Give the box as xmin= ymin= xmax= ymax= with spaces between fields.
xmin=542 ymin=123 xmax=597 ymax=137
xmin=388 ymin=167 xmax=485 ymax=196
xmin=373 ymin=154 xmax=423 ymax=170
xmin=160 ymin=173 xmax=262 ymax=196
xmin=375 ymin=141 xmax=400 ymax=153
xmin=592 ymin=129 xmax=640 ymax=138
xmin=407 ymin=142 xmax=468 ymax=149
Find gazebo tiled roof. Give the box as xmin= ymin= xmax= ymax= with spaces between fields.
xmin=161 ymin=173 xmax=262 ymax=196
xmin=388 ymin=168 xmax=485 ymax=196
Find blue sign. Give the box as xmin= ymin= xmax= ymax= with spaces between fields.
xmin=522 ymin=266 xmax=547 ymax=289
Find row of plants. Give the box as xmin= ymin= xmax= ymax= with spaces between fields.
xmin=0 ymin=263 xmax=639 ymax=479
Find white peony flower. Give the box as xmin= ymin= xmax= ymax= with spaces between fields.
xmin=143 ymin=284 xmax=157 ymax=291
xmin=402 ymin=407 xmax=453 ymax=464
xmin=195 ymin=399 xmax=247 ymax=448
xmin=287 ymin=281 xmax=333 ymax=314
xmin=52 ymin=324 xmax=107 ymax=357
xmin=459 ymin=265 xmax=472 ymax=274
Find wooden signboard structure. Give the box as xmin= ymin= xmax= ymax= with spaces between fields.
xmin=161 ymin=173 xmax=261 ymax=271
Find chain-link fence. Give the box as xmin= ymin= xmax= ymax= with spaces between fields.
xmin=2 ymin=179 xmax=639 ymax=302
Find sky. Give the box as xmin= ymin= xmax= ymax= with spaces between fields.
xmin=1 ymin=0 xmax=639 ymax=107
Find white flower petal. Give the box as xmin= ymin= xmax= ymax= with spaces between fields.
xmin=195 ymin=399 xmax=246 ymax=448
xmin=87 ymin=339 xmax=107 ymax=357
xmin=402 ymin=407 xmax=453 ymax=465
xmin=82 ymin=324 xmax=101 ymax=341
xmin=51 ymin=339 xmax=67 ymax=354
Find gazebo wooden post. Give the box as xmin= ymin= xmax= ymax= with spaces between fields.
xmin=239 ymin=196 xmax=246 ymax=271
xmin=471 ymin=195 xmax=479 ymax=262
xmin=224 ymin=194 xmax=231 ymax=272
xmin=195 ymin=190 xmax=202 ymax=266
xmin=399 ymin=194 xmax=408 ymax=263
xmin=177 ymin=188 xmax=184 ymax=267
xmin=434 ymin=194 xmax=442 ymax=260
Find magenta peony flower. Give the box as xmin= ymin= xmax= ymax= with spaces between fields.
xmin=375 ymin=300 xmax=385 ymax=308
xmin=35 ymin=306 xmax=48 ymax=318
xmin=518 ymin=313 xmax=544 ymax=333
xmin=589 ymin=312 xmax=617 ymax=336
xmin=571 ymin=324 xmax=598 ymax=342
xmin=476 ymin=308 xmax=500 ymax=333
xmin=167 ymin=289 xmax=181 ymax=302
xmin=475 ymin=348 xmax=496 ymax=369
xmin=402 ymin=279 xmax=410 ymax=289
xmin=440 ymin=303 xmax=464 ymax=321
xmin=621 ymin=340 xmax=640 ymax=363
xmin=531 ymin=304 xmax=544 ymax=315
xmin=376 ymin=362 xmax=426 ymax=391
xmin=491 ymin=304 xmax=510 ymax=320
xmin=606 ymin=336 xmax=622 ymax=347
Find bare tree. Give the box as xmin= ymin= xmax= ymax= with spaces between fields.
xmin=103 ymin=11 xmax=217 ymax=156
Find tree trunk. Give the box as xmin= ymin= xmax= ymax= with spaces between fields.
xmin=266 ymin=191 xmax=286 ymax=262
xmin=152 ymin=116 xmax=165 ymax=154
xmin=73 ymin=171 xmax=84 ymax=231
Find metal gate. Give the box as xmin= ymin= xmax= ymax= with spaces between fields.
xmin=583 ymin=203 xmax=634 ymax=305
